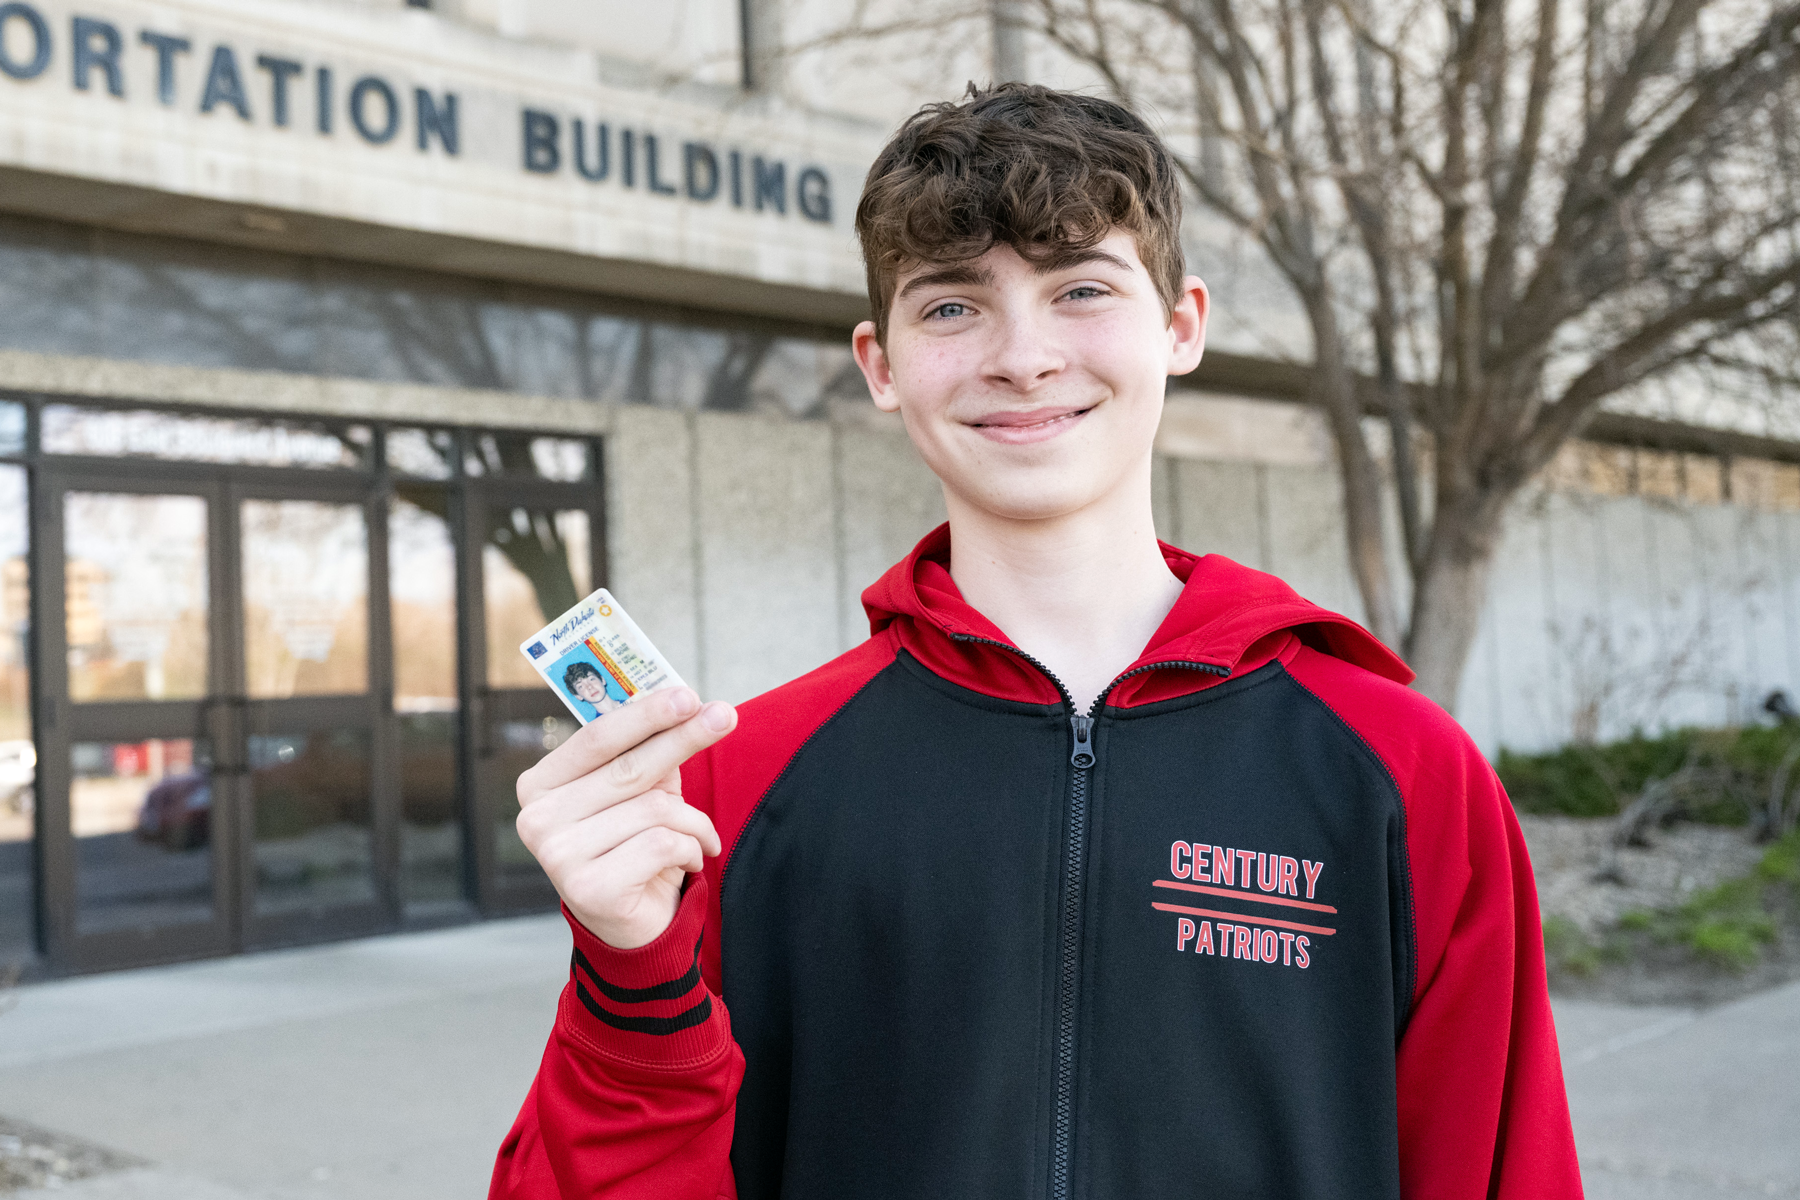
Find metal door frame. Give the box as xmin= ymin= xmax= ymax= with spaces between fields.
xmin=461 ymin=474 xmax=606 ymax=915
xmin=13 ymin=397 xmax=605 ymax=975
xmin=35 ymin=458 xmax=393 ymax=970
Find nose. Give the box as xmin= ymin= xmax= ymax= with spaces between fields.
xmin=982 ymin=308 xmax=1065 ymax=391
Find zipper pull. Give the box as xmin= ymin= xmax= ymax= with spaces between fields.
xmin=1069 ymin=716 xmax=1095 ymax=769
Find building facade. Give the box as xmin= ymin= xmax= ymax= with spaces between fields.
xmin=1 ymin=0 xmax=1795 ymax=977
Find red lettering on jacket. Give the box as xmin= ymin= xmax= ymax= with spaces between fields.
xmin=1170 ymin=841 xmax=1191 ymax=879
xmin=1233 ymin=925 xmax=1253 ymax=960
xmin=1259 ymin=929 xmax=1278 ymax=961
xmin=1295 ymin=936 xmax=1310 ymax=969
xmin=1212 ymin=845 xmax=1232 ymax=887
xmin=1198 ymin=920 xmax=1215 ymax=955
xmin=1193 ymin=843 xmax=1211 ymax=883
xmin=1279 ymin=930 xmax=1296 ymax=964
xmin=1277 ymin=856 xmax=1299 ymax=896
xmin=1176 ymin=917 xmax=1196 ymax=951
xmin=1301 ymin=859 xmax=1324 ymax=900
xmin=1256 ymin=852 xmax=1277 ymax=892
xmin=1235 ymin=849 xmax=1257 ymax=888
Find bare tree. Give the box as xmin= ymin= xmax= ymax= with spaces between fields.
xmin=962 ymin=0 xmax=1800 ymax=709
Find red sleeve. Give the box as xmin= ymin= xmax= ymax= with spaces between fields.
xmin=490 ymin=634 xmax=899 ymax=1200
xmin=1284 ymin=645 xmax=1583 ymax=1199
xmin=488 ymin=877 xmax=744 ymax=1200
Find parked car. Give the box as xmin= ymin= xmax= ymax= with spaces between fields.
xmin=135 ymin=772 xmax=212 ymax=851
xmin=0 ymin=738 xmax=33 ymax=816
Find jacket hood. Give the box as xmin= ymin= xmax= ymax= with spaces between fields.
xmin=862 ymin=523 xmax=1412 ymax=707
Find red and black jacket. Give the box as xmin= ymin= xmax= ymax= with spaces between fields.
xmin=490 ymin=525 xmax=1582 ymax=1200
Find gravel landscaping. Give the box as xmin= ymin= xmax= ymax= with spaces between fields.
xmin=1520 ymin=814 xmax=1800 ymax=1006
xmin=0 ymin=1116 xmax=140 ymax=1193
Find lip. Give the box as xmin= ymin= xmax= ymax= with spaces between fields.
xmin=967 ymin=405 xmax=1094 ymax=444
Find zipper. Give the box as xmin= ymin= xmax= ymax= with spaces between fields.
xmin=947 ymin=633 xmax=1228 ymax=1199
xmin=1049 ymin=713 xmax=1090 ymax=1200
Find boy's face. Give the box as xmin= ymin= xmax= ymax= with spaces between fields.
xmin=572 ymin=674 xmax=609 ymax=705
xmin=853 ymin=231 xmax=1207 ymax=525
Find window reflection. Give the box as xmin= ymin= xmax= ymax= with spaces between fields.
xmin=485 ymin=509 xmax=590 ymax=689
xmin=96 ymin=231 xmax=318 ymax=373
xmin=0 ymin=465 xmax=28 ymax=960
xmin=65 ymin=493 xmax=209 ymax=702
xmin=251 ymin=729 xmax=373 ymax=915
xmin=74 ymin=738 xmax=213 ymax=933
xmin=390 ymin=492 xmax=463 ymax=912
xmin=529 ymin=438 xmax=590 ymax=481
xmin=241 ymin=500 xmax=369 ymax=699
xmin=386 ymin=428 xmax=456 ymax=480
xmin=0 ymin=214 xmax=861 ymax=417
xmin=0 ymin=402 xmax=24 ymax=456
xmin=491 ymin=716 xmax=573 ymax=890
xmin=45 ymin=407 xmax=368 ymax=469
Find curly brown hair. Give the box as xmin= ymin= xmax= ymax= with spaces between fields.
xmin=855 ymin=82 xmax=1184 ymax=344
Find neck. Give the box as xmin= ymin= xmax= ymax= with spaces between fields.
xmin=945 ymin=457 xmax=1184 ymax=713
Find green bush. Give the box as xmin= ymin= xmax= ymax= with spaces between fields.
xmin=1498 ymin=725 xmax=1798 ymax=822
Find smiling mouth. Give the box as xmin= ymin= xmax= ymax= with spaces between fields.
xmin=969 ymin=406 xmax=1096 ymax=443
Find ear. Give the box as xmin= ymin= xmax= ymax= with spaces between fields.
xmin=853 ymin=320 xmax=902 ymax=413
xmin=1166 ymin=275 xmax=1209 ymax=377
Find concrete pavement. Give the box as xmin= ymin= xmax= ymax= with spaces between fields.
xmin=0 ymin=917 xmax=571 ymax=1200
xmin=1560 ymin=986 xmax=1800 ymax=1198
xmin=1 ymin=916 xmax=1796 ymax=1198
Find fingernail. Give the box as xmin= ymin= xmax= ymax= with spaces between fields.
xmin=701 ymin=702 xmax=733 ymax=732
xmin=668 ymin=688 xmax=699 ymax=717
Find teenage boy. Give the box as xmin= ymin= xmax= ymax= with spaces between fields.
xmin=491 ymin=84 xmax=1580 ymax=1199
xmin=563 ymin=660 xmax=626 ymax=720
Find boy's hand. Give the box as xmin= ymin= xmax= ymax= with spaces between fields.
xmin=516 ymin=687 xmax=737 ymax=950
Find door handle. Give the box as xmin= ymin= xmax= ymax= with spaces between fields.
xmin=472 ymin=688 xmax=501 ymax=760
xmin=198 ymin=695 xmax=251 ymax=775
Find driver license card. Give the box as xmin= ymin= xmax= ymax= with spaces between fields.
xmin=519 ymin=587 xmax=687 ymax=725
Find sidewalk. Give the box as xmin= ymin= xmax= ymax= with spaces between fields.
xmin=2 ymin=916 xmax=1797 ymax=1198
xmin=0 ymin=916 xmax=571 ymax=1200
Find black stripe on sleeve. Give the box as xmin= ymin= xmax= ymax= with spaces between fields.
xmin=575 ymin=982 xmax=714 ymax=1036
xmin=570 ymin=934 xmax=705 ymax=1003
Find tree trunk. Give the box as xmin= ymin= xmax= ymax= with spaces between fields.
xmin=1404 ymin=496 xmax=1503 ymax=709
xmin=1307 ymin=299 xmax=1402 ymax=649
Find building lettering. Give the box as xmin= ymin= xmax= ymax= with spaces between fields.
xmin=0 ymin=3 xmax=832 ymax=222
xmin=519 ymin=108 xmax=830 ymax=224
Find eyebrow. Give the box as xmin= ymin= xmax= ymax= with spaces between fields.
xmin=896 ymin=264 xmax=994 ymax=302
xmin=894 ymin=248 xmax=1136 ymax=302
xmin=1032 ymin=247 xmax=1135 ymax=275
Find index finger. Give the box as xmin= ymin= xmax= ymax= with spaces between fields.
xmin=522 ymin=686 xmax=707 ymax=797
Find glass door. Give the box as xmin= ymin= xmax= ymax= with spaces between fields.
xmin=465 ymin=474 xmax=603 ymax=913
xmin=36 ymin=476 xmax=232 ymax=970
xmin=231 ymin=483 xmax=387 ymax=948
xmin=38 ymin=469 xmax=387 ymax=968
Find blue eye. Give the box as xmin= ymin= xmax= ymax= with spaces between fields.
xmin=1063 ymin=286 xmax=1105 ymax=301
xmin=928 ymin=302 xmax=969 ymax=320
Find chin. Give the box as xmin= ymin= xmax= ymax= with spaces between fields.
xmin=961 ymin=474 xmax=1113 ymax=522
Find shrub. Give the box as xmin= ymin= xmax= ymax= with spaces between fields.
xmin=1498 ymin=725 xmax=1796 ymax=822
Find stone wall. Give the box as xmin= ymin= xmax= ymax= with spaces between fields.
xmin=602 ymin=400 xmax=1800 ymax=759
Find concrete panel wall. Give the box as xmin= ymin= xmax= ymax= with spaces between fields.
xmin=836 ymin=424 xmax=948 ymax=648
xmin=693 ymin=413 xmax=840 ymax=704
xmin=603 ymin=406 xmax=700 ymax=679
xmin=1168 ymin=459 xmax=1264 ymax=568
xmin=602 ymin=405 xmax=1800 ymax=756
xmin=1261 ymin=464 xmax=1363 ymax=621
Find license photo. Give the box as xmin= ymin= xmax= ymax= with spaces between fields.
xmin=519 ymin=588 xmax=686 ymax=725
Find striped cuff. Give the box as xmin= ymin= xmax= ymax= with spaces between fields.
xmin=557 ymin=877 xmax=728 ymax=1067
